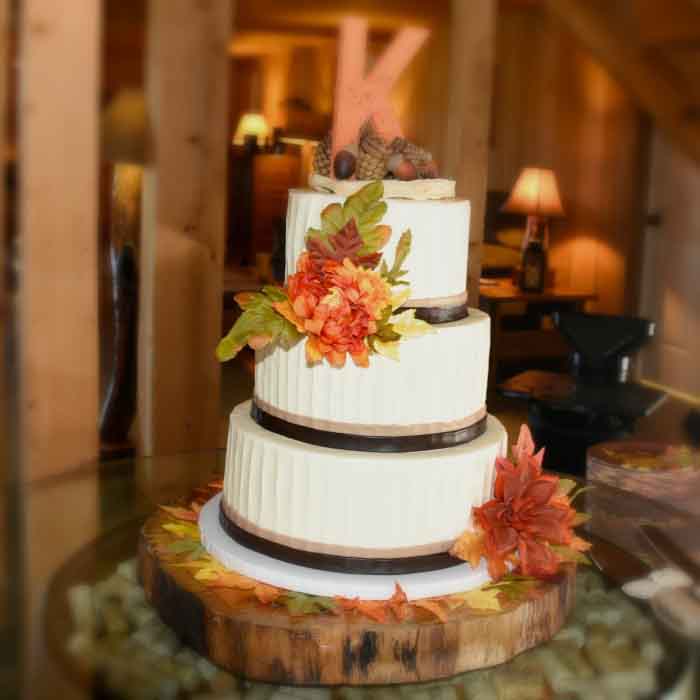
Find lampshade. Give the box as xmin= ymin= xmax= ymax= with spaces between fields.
xmin=233 ymin=112 xmax=270 ymax=146
xmin=503 ymin=167 xmax=564 ymax=218
xmin=102 ymin=88 xmax=149 ymax=165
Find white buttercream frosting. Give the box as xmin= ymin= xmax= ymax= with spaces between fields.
xmin=223 ymin=402 xmax=507 ymax=554
xmin=285 ymin=189 xmax=471 ymax=302
xmin=255 ymin=309 xmax=490 ymax=430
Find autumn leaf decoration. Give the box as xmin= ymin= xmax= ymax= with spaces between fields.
xmin=305 ymin=180 xmax=390 ymax=269
xmin=216 ymin=181 xmax=433 ymax=367
xmin=216 ymin=286 xmax=302 ymax=362
xmin=449 ymin=425 xmax=592 ymax=581
xmin=155 ymin=482 xmax=531 ymax=624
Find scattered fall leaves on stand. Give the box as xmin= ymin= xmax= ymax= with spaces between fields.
xmin=150 ymin=479 xmax=556 ymax=625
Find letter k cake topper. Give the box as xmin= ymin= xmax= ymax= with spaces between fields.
xmin=331 ymin=17 xmax=430 ymax=165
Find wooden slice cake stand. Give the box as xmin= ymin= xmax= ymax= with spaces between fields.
xmin=139 ymin=508 xmax=576 ymax=686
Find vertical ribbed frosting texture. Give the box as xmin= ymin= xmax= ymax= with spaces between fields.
xmin=255 ymin=310 xmax=490 ymax=431
xmin=223 ymin=402 xmax=507 ymax=555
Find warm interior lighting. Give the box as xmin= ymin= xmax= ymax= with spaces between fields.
xmin=503 ymin=167 xmax=565 ymax=218
xmin=102 ymin=88 xmax=148 ymax=165
xmin=233 ymin=112 xmax=270 ymax=146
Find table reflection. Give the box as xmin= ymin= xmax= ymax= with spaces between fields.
xmin=3 ymin=451 xmax=698 ymax=699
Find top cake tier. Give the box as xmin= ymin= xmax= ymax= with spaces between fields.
xmin=286 ymin=190 xmax=471 ymax=307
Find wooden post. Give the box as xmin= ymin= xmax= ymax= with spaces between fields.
xmin=17 ymin=2 xmax=101 ymax=694
xmin=444 ymin=0 xmax=496 ymax=305
xmin=139 ymin=0 xmax=233 ymax=456
xmin=18 ymin=0 xmax=101 ymax=480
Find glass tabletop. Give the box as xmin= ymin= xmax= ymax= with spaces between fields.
xmin=3 ymin=451 xmax=699 ymax=699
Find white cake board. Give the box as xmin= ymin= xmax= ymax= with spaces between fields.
xmin=199 ymin=494 xmax=490 ymax=600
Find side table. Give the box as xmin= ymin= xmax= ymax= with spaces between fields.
xmin=479 ymin=280 xmax=596 ymax=382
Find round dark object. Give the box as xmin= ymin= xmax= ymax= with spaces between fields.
xmin=333 ymin=150 xmax=356 ymax=179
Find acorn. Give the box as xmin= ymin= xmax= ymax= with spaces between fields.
xmin=333 ymin=149 xmax=356 ymax=179
xmin=419 ymin=160 xmax=439 ymax=179
xmin=395 ymin=158 xmax=418 ymax=181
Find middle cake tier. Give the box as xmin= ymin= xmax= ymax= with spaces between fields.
xmin=222 ymin=400 xmax=507 ymax=570
xmin=254 ymin=308 xmax=490 ymax=446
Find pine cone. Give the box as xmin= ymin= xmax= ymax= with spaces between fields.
xmin=357 ymin=133 xmax=390 ymax=180
xmin=390 ymin=136 xmax=408 ymax=154
xmin=401 ymin=141 xmax=432 ymax=167
xmin=312 ymin=133 xmax=331 ymax=176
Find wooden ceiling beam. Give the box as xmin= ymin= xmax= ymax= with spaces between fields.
xmin=543 ymin=0 xmax=700 ymax=165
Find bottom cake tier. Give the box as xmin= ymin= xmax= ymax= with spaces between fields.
xmin=222 ymin=401 xmax=507 ymax=571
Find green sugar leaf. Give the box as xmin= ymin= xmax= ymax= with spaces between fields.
xmin=381 ymin=230 xmax=412 ymax=286
xmin=550 ymin=544 xmax=591 ymax=565
xmin=166 ymin=539 xmax=203 ymax=556
xmin=320 ymin=202 xmax=345 ymax=237
xmin=216 ymin=288 xmax=302 ymax=362
xmin=262 ymin=285 xmax=288 ymax=302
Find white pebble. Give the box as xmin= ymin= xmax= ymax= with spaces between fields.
xmin=67 ymin=584 xmax=97 ymax=637
xmin=117 ymin=558 xmax=139 ymax=582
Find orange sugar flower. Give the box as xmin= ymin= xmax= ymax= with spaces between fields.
xmin=470 ymin=425 xmax=585 ymax=580
xmin=285 ymin=253 xmax=391 ymax=368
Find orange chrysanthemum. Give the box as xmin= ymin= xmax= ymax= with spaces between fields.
xmin=285 ymin=252 xmax=392 ymax=368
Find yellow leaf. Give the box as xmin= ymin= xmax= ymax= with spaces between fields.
xmin=159 ymin=505 xmax=199 ymax=522
xmin=390 ymin=287 xmax=411 ymax=311
xmin=557 ymin=478 xmax=577 ymax=497
xmin=208 ymin=571 xmax=257 ymax=589
xmin=272 ymin=299 xmax=306 ymax=333
xmin=305 ymin=337 xmax=323 ymax=365
xmin=373 ymin=339 xmax=400 ymax=361
xmin=391 ymin=309 xmax=435 ymax=338
xmin=449 ymin=529 xmax=485 ymax=569
xmin=173 ymin=558 xmax=226 ymax=581
xmin=450 ymin=587 xmax=502 ymax=612
xmin=162 ymin=522 xmax=201 ymax=540
xmin=193 ymin=565 xmax=229 ymax=581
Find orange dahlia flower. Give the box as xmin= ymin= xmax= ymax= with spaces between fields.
xmin=283 ymin=253 xmax=392 ymax=368
xmin=471 ymin=426 xmax=589 ymax=580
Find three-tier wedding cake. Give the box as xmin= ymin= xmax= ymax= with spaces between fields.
xmin=215 ymin=180 xmax=507 ymax=586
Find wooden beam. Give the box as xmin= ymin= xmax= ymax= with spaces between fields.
xmin=633 ymin=0 xmax=700 ymax=47
xmin=544 ymin=0 xmax=700 ymax=165
xmin=19 ymin=0 xmax=101 ymax=480
xmin=139 ymin=0 xmax=233 ymax=456
xmin=444 ymin=0 xmax=496 ymax=304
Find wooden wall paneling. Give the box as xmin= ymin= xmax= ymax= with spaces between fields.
xmin=444 ymin=0 xmax=496 ymax=304
xmin=19 ymin=0 xmax=101 ymax=480
xmin=543 ymin=0 xmax=700 ymax=165
xmin=638 ymin=133 xmax=700 ymax=397
xmin=263 ymin=48 xmax=291 ymax=130
xmin=139 ymin=0 xmax=233 ymax=456
xmin=492 ymin=5 xmax=649 ymax=314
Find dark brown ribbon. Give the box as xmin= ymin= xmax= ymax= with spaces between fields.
xmin=250 ymin=402 xmax=487 ymax=453
xmin=410 ymin=303 xmax=469 ymax=324
xmin=219 ymin=505 xmax=461 ymax=575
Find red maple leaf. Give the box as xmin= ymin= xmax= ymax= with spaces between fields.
xmin=307 ymin=218 xmax=381 ymax=269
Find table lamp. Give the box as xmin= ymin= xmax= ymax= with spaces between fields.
xmin=503 ymin=167 xmax=564 ymax=292
xmin=233 ymin=112 xmax=270 ymax=148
